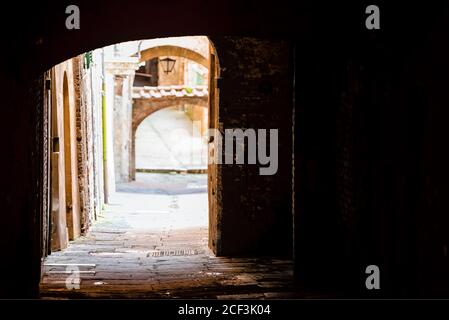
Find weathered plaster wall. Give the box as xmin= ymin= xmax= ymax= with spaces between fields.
xmin=51 ymin=60 xmax=81 ymax=248
xmin=112 ymin=75 xmax=134 ymax=183
xmin=49 ymin=53 xmax=104 ymax=251
xmin=158 ymin=56 xmax=186 ymax=86
xmin=184 ymin=104 xmax=208 ymax=136
xmin=104 ymin=57 xmax=138 ymax=186
xmin=73 ymin=53 xmax=104 ymax=232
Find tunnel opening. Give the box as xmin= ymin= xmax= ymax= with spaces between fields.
xmin=39 ymin=35 xmax=295 ymax=299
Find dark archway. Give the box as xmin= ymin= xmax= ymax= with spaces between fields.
xmin=3 ymin=0 xmax=297 ymax=300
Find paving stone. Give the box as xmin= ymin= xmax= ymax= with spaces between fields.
xmin=40 ymin=174 xmax=299 ymax=299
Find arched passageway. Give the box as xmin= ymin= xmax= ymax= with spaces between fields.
xmin=135 ymin=105 xmax=208 ymax=171
xmin=130 ymin=88 xmax=208 ymax=178
xmin=36 ymin=33 xmax=293 ymax=300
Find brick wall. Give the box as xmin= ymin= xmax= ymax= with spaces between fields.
xmin=210 ymin=37 xmax=293 ymax=256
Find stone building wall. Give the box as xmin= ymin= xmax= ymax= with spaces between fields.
xmin=72 ymin=52 xmax=104 ymax=232
xmin=87 ymin=49 xmax=105 ymax=223
xmin=209 ymin=37 xmax=293 ymax=256
xmin=184 ymin=104 xmax=208 ymax=136
xmin=50 ymin=60 xmax=80 ymax=250
xmin=111 ymin=72 xmax=137 ymax=184
xmin=158 ymin=56 xmax=186 ymax=86
xmin=73 ymin=55 xmax=90 ymax=233
xmin=48 ymin=51 xmax=105 ymax=251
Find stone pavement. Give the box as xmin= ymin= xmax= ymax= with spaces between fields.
xmin=40 ymin=173 xmax=307 ymax=299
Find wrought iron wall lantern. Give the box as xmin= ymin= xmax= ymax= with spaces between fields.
xmin=160 ymin=57 xmax=176 ymax=74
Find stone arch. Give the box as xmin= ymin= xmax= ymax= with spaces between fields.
xmin=139 ymin=45 xmax=208 ymax=68
xmin=132 ymin=97 xmax=208 ymax=133
xmin=130 ymin=97 xmax=208 ymax=180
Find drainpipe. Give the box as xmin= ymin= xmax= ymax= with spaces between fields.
xmin=102 ymin=48 xmax=109 ymax=204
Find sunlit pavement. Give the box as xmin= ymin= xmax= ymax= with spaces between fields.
xmin=40 ymin=173 xmax=301 ymax=299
